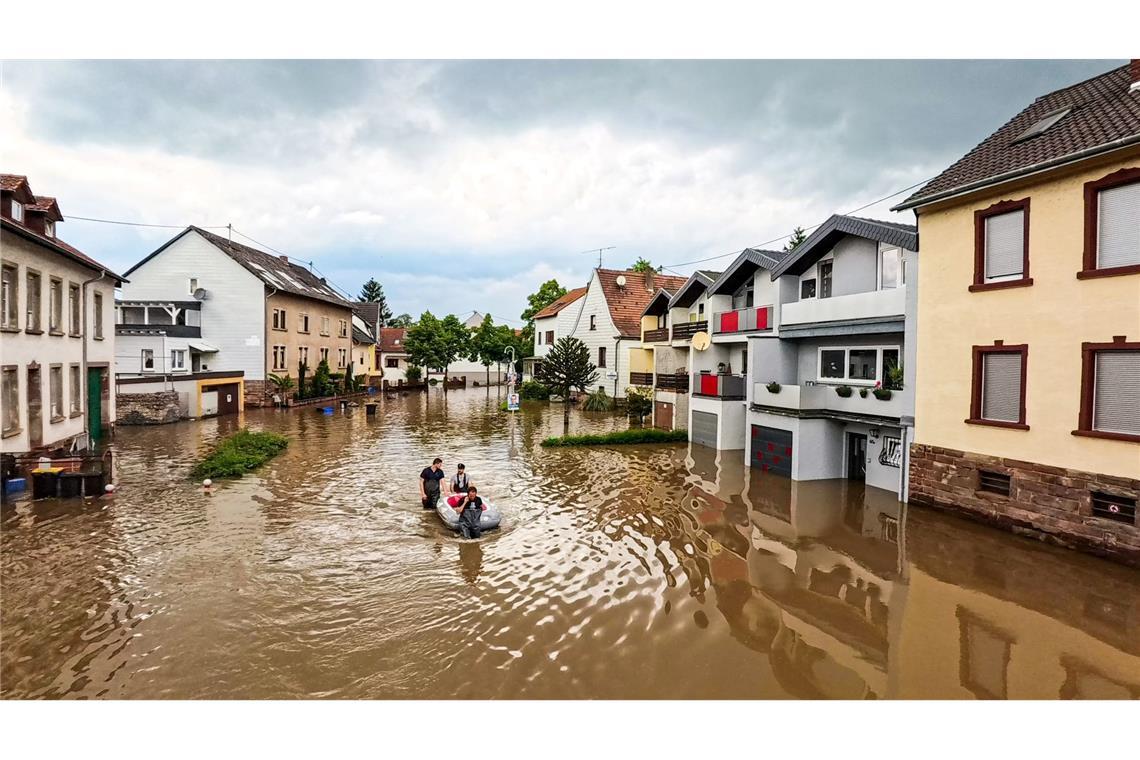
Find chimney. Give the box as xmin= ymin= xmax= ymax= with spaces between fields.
xmin=1131 ymin=59 xmax=1140 ymax=93
xmin=644 ymin=269 xmax=655 ymax=292
xmin=279 ymin=255 xmax=289 ymax=263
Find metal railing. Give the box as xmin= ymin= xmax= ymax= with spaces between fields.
xmin=671 ymin=320 xmax=708 ymax=340
xmin=712 ymin=305 xmax=773 ymax=334
xmin=693 ymin=372 xmax=746 ymax=399
xmin=655 ymin=373 xmax=690 ymax=392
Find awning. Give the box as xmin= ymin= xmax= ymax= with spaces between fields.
xmin=188 ymin=341 xmax=220 ymax=353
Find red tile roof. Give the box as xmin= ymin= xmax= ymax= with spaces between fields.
xmin=898 ymin=63 xmax=1140 ymax=209
xmin=377 ymin=327 xmax=408 ymax=353
xmin=1 ymin=173 xmax=35 ymax=203
xmin=28 ymin=196 xmax=63 ymax=221
xmin=595 ymin=268 xmax=688 ymax=338
xmin=532 ymin=286 xmax=587 ymax=319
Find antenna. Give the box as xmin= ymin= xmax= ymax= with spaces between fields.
xmin=580 ymin=246 xmax=616 ymax=269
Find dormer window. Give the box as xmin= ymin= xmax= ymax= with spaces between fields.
xmin=44 ymin=219 xmax=55 ymax=238
xmin=10 ymin=201 xmax=23 ymax=223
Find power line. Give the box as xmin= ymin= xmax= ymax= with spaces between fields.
xmin=66 ymin=214 xmax=228 ymax=230
xmin=580 ymin=246 xmax=615 ymax=268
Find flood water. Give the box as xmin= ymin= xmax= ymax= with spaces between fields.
xmin=3 ymin=388 xmax=1139 ymax=699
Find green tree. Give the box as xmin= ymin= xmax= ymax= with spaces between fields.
xmin=359 ymin=278 xmax=384 ymax=302
xmin=468 ymin=314 xmax=507 ymax=386
xmin=783 ymin=226 xmax=808 ymax=252
xmin=390 ymin=313 xmax=414 ymax=328
xmin=626 ymin=386 xmax=653 ymax=423
xmin=405 ymin=312 xmax=469 ymax=391
xmin=438 ymin=314 xmax=469 ymax=391
xmin=297 ymin=361 xmax=309 ymax=400
xmin=312 ymin=359 xmax=333 ymax=398
xmin=267 ymin=373 xmax=295 ymax=406
xmin=520 ymin=279 xmax=567 ymax=355
xmin=538 ymin=336 xmax=599 ymax=433
xmin=631 ymin=257 xmax=661 ymax=273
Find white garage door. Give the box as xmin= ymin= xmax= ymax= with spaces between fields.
xmin=692 ymin=410 xmax=718 ymax=448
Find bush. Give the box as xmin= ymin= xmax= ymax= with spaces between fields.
xmin=541 ymin=428 xmax=688 ymax=447
xmin=873 ymin=387 xmax=893 ymax=400
xmin=191 ymin=429 xmax=289 ymax=480
xmin=835 ymin=385 xmax=853 ymax=398
xmin=312 ymin=360 xmax=333 ymax=398
xmin=859 ymin=388 xmax=869 ymax=398
xmin=519 ymin=380 xmax=551 ymax=400
xmin=582 ymin=387 xmax=614 ymax=412
xmin=405 ymin=365 xmax=422 ymax=382
xmin=625 ymin=386 xmax=653 ymax=421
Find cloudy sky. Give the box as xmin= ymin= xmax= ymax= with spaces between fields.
xmin=1 ymin=59 xmax=1119 ymax=323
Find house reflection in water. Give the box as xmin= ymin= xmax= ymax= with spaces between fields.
xmin=681 ymin=444 xmax=1140 ymax=699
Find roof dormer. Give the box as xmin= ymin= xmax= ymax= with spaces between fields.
xmin=1 ymin=174 xmax=36 ymax=223
xmin=25 ymin=196 xmax=64 ymax=238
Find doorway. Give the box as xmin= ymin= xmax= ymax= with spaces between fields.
xmin=27 ymin=366 xmax=42 ymax=449
xmin=846 ymin=432 xmax=867 ymax=481
xmin=87 ymin=367 xmax=104 ymax=442
xmin=654 ymin=401 xmax=673 ymax=430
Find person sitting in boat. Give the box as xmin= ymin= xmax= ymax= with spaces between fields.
xmin=449 ymin=463 xmax=473 ymax=494
xmin=455 ymin=485 xmax=486 ymax=539
xmin=420 ymin=457 xmax=445 ymax=509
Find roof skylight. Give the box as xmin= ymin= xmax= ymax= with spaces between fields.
xmin=1013 ymin=107 xmax=1072 ymax=143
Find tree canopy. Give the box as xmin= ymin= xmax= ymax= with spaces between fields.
xmin=783 ymin=226 xmax=808 ymax=252
xmin=520 ymin=279 xmax=567 ymax=357
xmin=390 ymin=313 xmax=414 ymax=328
xmin=538 ymin=336 xmax=598 ymax=398
xmin=630 ymin=257 xmax=662 ymax=273
xmin=358 ymin=278 xmax=394 ymax=326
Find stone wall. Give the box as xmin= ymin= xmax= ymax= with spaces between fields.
xmin=909 ymin=443 xmax=1140 ymax=566
xmin=116 ymin=391 xmax=181 ymax=425
xmin=244 ymin=379 xmax=271 ymax=407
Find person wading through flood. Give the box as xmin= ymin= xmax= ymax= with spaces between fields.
xmin=455 ymin=485 xmax=485 ymax=539
xmin=449 ymin=463 xmax=472 ymax=494
xmin=420 ymin=457 xmax=445 ymax=509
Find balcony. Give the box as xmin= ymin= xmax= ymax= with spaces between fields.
xmin=629 ymin=371 xmax=654 ymax=386
xmin=116 ymin=323 xmax=202 ymax=338
xmin=656 ymin=373 xmax=690 ymax=392
xmin=712 ymin=305 xmax=773 ymax=335
xmin=693 ymin=372 xmax=746 ymax=399
xmin=643 ymin=327 xmax=670 ymax=343
xmin=671 ymin=321 xmax=708 ymax=341
xmin=781 ymin=286 xmax=906 ymax=327
xmin=753 ymin=382 xmax=910 ymax=419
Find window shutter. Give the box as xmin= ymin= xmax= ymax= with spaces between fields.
xmin=981 ymin=353 xmax=1022 ymax=422
xmin=984 ymin=211 xmax=1024 ymax=279
xmin=1098 ymin=182 xmax=1140 ymax=269
xmin=1094 ymin=351 xmax=1140 ymax=435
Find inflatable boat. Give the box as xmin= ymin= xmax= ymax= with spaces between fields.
xmin=436 ymin=493 xmax=502 ymax=532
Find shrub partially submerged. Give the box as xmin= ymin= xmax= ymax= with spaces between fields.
xmin=191 ymin=429 xmax=289 ymax=479
xmin=541 ymin=428 xmax=688 ymax=447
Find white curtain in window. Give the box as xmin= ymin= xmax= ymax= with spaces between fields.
xmin=982 ymin=353 xmax=1022 ymax=422
xmin=1098 ymin=182 xmax=1140 ymax=269
xmin=984 ymin=210 xmax=1024 ymax=279
xmin=1094 ymin=351 xmax=1140 ymax=435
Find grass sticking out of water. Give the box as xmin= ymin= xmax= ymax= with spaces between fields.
xmin=540 ymin=428 xmax=688 ymax=447
xmin=191 ymin=429 xmax=289 ymax=479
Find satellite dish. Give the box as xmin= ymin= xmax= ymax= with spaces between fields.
xmin=193 ymin=288 xmax=210 ymax=300
xmin=691 ymin=331 xmax=711 ymax=351
xmin=615 ymin=275 xmax=627 ymax=288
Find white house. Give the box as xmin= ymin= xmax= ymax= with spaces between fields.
xmin=1 ymin=174 xmax=122 ymax=455
xmin=523 ymin=286 xmax=586 ymax=381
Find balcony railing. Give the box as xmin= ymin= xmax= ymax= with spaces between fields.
xmin=752 ymin=382 xmax=910 ymax=419
xmin=629 ymin=371 xmax=654 ymax=386
xmin=693 ymin=372 xmax=746 ymax=399
xmin=116 ymin=323 xmax=202 ymax=338
xmin=656 ymin=373 xmax=690 ymax=392
xmin=671 ymin=320 xmax=708 ymax=341
xmin=643 ymin=327 xmax=670 ymax=343
xmin=712 ymin=305 xmax=773 ymax=334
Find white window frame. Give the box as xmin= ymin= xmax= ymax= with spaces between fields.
xmin=141 ymin=349 xmax=155 ymax=372
xmin=1 ymin=366 xmax=19 ymax=435
xmin=49 ymin=278 xmax=62 ymax=332
xmin=299 ymin=313 xmax=310 ymax=333
xmin=69 ymin=364 xmax=82 ymax=415
xmin=44 ymin=219 xmax=55 ymax=238
xmin=272 ymin=345 xmax=287 ymax=371
xmin=93 ymin=292 xmax=103 ymax=339
xmin=983 ymin=209 xmax=1026 ymax=284
xmin=68 ymin=282 xmax=81 ymax=336
xmin=49 ymin=365 xmax=63 ymax=421
xmin=170 ymin=349 xmax=186 ymax=371
xmin=816 ymin=345 xmax=901 ymax=386
xmin=189 ymin=277 xmax=198 ymax=295
xmin=1096 ymin=181 xmax=1140 ymax=270
xmin=11 ymin=201 xmax=23 ymax=223
xmin=878 ymin=247 xmax=905 ymax=290
xmin=1 ymin=263 xmax=17 ymax=329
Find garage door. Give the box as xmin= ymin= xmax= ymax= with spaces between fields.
xmin=692 ymin=410 xmax=718 ymax=448
xmin=654 ymin=401 xmax=673 ymax=430
xmin=751 ymin=425 xmax=793 ymax=476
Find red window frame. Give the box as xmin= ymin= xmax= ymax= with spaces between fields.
xmin=1073 ymin=336 xmax=1140 ymax=443
xmin=971 ymin=198 xmax=1033 ymax=292
xmin=1078 ymin=166 xmax=1140 ymax=280
xmin=966 ymin=341 xmax=1029 ymax=430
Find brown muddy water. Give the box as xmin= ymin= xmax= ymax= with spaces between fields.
xmin=3 ymin=388 xmax=1139 ymax=699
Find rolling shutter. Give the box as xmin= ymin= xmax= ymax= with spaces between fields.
xmin=1098 ymin=182 xmax=1140 ymax=269
xmin=981 ymin=352 xmax=1022 ymax=423
xmin=984 ymin=210 xmax=1025 ymax=280
xmin=692 ymin=411 xmax=718 ymax=448
xmin=1094 ymin=351 xmax=1140 ymax=435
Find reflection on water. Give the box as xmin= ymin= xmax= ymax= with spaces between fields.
xmin=2 ymin=388 xmax=1138 ymax=699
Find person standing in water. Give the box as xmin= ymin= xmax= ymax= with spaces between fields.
xmin=449 ymin=463 xmax=473 ymax=494
xmin=456 ymin=485 xmax=485 ymax=539
xmin=420 ymin=457 xmax=445 ymax=509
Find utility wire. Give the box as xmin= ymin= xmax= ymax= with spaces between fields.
xmin=66 ymin=214 xmax=228 ymax=230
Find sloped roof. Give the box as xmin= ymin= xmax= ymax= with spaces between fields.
xmin=28 ymin=196 xmax=63 ymax=221
xmin=352 ymin=325 xmax=375 ymax=345
xmin=377 ymin=327 xmax=408 ymax=353
xmin=533 ymin=286 xmax=587 ymax=320
xmin=668 ymin=269 xmax=722 ymax=309
xmin=708 ymin=249 xmax=787 ymax=295
xmin=642 ymin=288 xmax=677 ymax=317
xmin=594 ymin=268 xmax=688 ymax=337
xmin=770 ymin=215 xmax=917 ymax=278
xmin=896 ymin=63 xmax=1140 ymax=210
xmin=354 ymin=302 xmax=384 ymax=331
xmin=0 ymin=174 xmax=34 ymax=203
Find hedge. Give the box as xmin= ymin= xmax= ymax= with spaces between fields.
xmin=540 ymin=428 xmax=688 ymax=447
xmin=191 ymin=429 xmax=289 ymax=479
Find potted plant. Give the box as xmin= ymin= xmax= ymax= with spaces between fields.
xmin=835 ymin=385 xmax=853 ymax=398
xmin=766 ymin=381 xmax=781 ymax=394
xmin=859 ymin=388 xmax=868 ymax=398
xmin=872 ymin=381 xmax=893 ymax=400
xmin=885 ymin=363 xmax=904 ymax=391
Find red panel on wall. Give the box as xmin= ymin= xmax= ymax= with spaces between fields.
xmin=756 ymin=306 xmax=768 ymax=330
xmin=700 ymin=374 xmax=719 ymax=396
xmin=720 ymin=310 xmax=739 ymax=333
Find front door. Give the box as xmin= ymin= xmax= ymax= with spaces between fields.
xmin=847 ymin=432 xmax=867 ymax=481
xmin=654 ymin=401 xmax=673 ymax=430
xmin=27 ymin=366 xmax=42 ymax=449
xmin=87 ymin=367 xmax=103 ymax=442
xmin=216 ymin=383 xmax=240 ymax=415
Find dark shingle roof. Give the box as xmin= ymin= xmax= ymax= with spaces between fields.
xmin=354 ymin=302 xmax=382 ymax=332
xmin=896 ymin=63 xmax=1140 ymax=210
xmin=708 ymin=249 xmax=786 ymax=295
xmin=770 ymin=215 xmax=917 ymax=278
xmin=667 ymin=269 xmax=722 ymax=309
xmin=352 ymin=325 xmax=375 ymax=345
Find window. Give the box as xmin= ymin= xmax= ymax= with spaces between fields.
xmin=26 ymin=270 xmax=41 ymax=332
xmin=731 ymin=280 xmax=754 ymax=310
xmin=972 ymin=199 xmax=1031 ymax=291
xmin=589 ymin=315 xmax=596 ymax=331
xmin=170 ymin=349 xmax=186 ymax=371
xmin=93 ymin=292 xmax=103 ymax=339
xmin=1075 ymin=339 xmax=1140 ymax=442
xmin=49 ymin=278 xmax=62 ymax=333
xmin=339 ymin=319 xmax=348 ymax=338
xmin=386 ymin=357 xmax=399 ymax=368
xmin=189 ymin=277 xmax=198 ymax=295
xmin=10 ymin=201 xmax=23 ymax=222
xmin=545 ymin=330 xmax=554 ymax=344
xmin=319 ymin=347 xmax=329 ymax=364
xmin=1081 ymin=167 xmax=1140 ymax=278
xmin=598 ymin=347 xmax=607 ymax=367
xmin=957 ymin=608 xmax=1011 ymax=700
xmin=68 ymin=283 xmax=80 ymax=336
xmin=1 ymin=263 xmax=16 ymax=329
xmin=882 ymin=348 xmax=902 ymax=389
xmin=968 ymin=343 xmax=1028 ymax=429
xmin=801 ymin=278 xmax=816 ymax=299
xmin=879 ymin=247 xmax=903 ymax=289
xmin=272 ymin=345 xmax=287 ymax=371
xmin=49 ymin=366 xmax=63 ymax=421
xmin=2 ymin=367 xmax=19 ymax=435
xmin=819 ymin=261 xmax=833 ymax=299
xmin=299 ymin=313 xmax=310 ymax=333
xmin=141 ymin=349 xmax=155 ymax=372
xmin=817 ymin=346 xmax=899 ymax=384
xmin=272 ymin=308 xmax=287 ymax=330
xmin=69 ymin=364 xmax=81 ymax=415
xmin=44 ymin=219 xmax=55 ymax=238
xmin=298 ymin=346 xmax=309 ymax=366
xmin=319 ymin=316 xmax=329 ymax=336
xmin=338 ymin=348 xmax=347 ymax=368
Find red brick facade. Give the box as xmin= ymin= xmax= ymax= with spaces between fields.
xmin=909 ymin=443 xmax=1140 ymax=566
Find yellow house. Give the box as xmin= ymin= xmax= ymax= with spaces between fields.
xmin=894 ymin=61 xmax=1140 ymax=564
